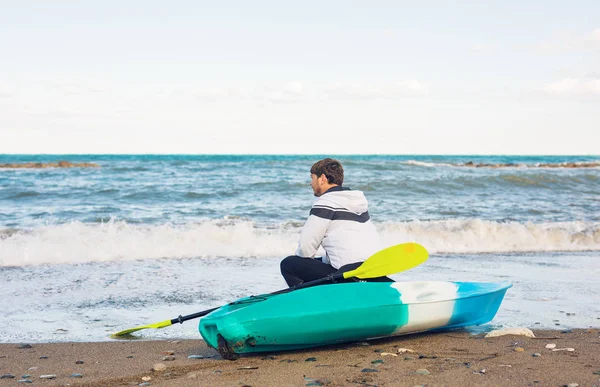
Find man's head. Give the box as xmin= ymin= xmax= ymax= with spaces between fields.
xmin=309 ymin=158 xmax=344 ymax=197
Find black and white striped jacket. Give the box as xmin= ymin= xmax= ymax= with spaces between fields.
xmin=295 ymin=186 xmax=381 ymax=269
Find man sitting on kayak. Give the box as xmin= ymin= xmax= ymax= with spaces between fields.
xmin=280 ymin=158 xmax=393 ymax=287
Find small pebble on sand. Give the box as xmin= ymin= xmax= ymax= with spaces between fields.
xmin=414 ymin=369 xmax=430 ymax=375
xmin=152 ymin=363 xmax=167 ymax=372
xmin=545 ymin=343 xmax=556 ymax=349
xmin=40 ymin=375 xmax=57 ymax=379
xmin=514 ymin=347 xmax=525 ymax=352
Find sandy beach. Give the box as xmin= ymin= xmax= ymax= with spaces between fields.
xmin=1 ymin=329 xmax=599 ymax=386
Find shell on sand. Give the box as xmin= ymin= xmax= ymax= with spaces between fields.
xmin=485 ymin=328 xmax=536 ymax=338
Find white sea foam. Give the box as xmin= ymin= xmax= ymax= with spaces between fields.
xmin=379 ymin=218 xmax=600 ymax=254
xmin=403 ymin=160 xmax=456 ymax=168
xmin=403 ymin=159 xmax=600 ymax=169
xmin=1 ymin=218 xmax=600 ymax=267
xmin=0 ymin=219 xmax=299 ymax=267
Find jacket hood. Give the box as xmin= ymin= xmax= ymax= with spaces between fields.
xmin=315 ymin=189 xmax=369 ymax=214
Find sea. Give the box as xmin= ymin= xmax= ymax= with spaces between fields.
xmin=1 ymin=154 xmax=599 ymax=343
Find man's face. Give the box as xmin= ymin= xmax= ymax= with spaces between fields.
xmin=310 ymin=173 xmax=325 ymax=197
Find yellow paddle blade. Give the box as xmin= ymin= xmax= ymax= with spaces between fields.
xmin=343 ymin=242 xmax=428 ymax=280
xmin=110 ymin=319 xmax=173 ymax=337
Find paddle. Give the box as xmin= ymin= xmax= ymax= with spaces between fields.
xmin=111 ymin=242 xmax=428 ymax=337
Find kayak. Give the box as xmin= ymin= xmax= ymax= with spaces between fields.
xmin=198 ymin=281 xmax=511 ymax=359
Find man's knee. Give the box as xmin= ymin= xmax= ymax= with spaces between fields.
xmin=280 ymin=255 xmax=300 ymax=273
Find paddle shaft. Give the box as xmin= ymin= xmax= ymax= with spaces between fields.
xmin=170 ymin=273 xmax=344 ymax=325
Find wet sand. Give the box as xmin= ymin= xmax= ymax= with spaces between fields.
xmin=1 ymin=329 xmax=599 ymax=386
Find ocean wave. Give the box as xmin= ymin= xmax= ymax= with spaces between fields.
xmin=445 ymin=173 xmax=599 ymax=189
xmin=185 ymin=191 xmax=210 ymax=199
xmin=378 ymin=219 xmax=600 ymax=254
xmin=96 ymin=188 xmax=120 ymax=195
xmin=403 ymin=160 xmax=600 ymax=169
xmin=403 ymin=160 xmax=455 ymax=168
xmin=4 ymin=191 xmax=41 ymax=199
xmin=1 ymin=219 xmax=599 ymax=267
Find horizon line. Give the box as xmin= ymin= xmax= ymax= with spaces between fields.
xmin=1 ymin=153 xmax=599 ymax=157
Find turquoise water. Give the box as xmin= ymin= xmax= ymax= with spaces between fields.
xmin=1 ymin=154 xmax=599 ymax=342
xmin=1 ymin=155 xmax=599 ymax=229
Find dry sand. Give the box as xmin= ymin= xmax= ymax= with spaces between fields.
xmin=1 ymin=329 xmax=599 ymax=386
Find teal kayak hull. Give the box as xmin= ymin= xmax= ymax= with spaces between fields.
xmin=198 ymin=281 xmax=511 ymax=357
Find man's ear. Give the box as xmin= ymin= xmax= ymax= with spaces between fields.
xmin=318 ymin=174 xmax=328 ymax=184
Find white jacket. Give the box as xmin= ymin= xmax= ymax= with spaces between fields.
xmin=295 ymin=187 xmax=381 ymax=269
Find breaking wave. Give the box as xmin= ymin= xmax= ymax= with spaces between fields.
xmin=1 ymin=218 xmax=599 ymax=266
xmin=403 ymin=160 xmax=600 ymax=169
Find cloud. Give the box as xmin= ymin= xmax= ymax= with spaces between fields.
xmin=193 ymin=87 xmax=247 ymax=101
xmin=192 ymin=82 xmax=304 ymax=103
xmin=52 ymin=84 xmax=110 ymax=95
xmin=536 ymin=28 xmax=600 ymax=53
xmin=542 ymin=78 xmax=600 ymax=96
xmin=470 ymin=43 xmax=495 ymax=53
xmin=325 ymin=80 xmax=429 ymax=100
xmin=0 ymin=84 xmax=13 ymax=98
xmin=285 ymin=81 xmax=304 ymax=96
xmin=590 ymin=28 xmax=600 ymax=43
xmin=258 ymin=82 xmax=305 ymax=103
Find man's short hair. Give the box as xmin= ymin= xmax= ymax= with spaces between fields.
xmin=310 ymin=158 xmax=344 ymax=185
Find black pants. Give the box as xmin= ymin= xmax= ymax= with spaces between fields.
xmin=280 ymin=255 xmax=394 ymax=287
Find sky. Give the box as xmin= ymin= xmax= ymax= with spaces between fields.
xmin=0 ymin=1 xmax=598 ymax=155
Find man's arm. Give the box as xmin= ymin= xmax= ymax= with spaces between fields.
xmin=295 ymin=214 xmax=330 ymax=258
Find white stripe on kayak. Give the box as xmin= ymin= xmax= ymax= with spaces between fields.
xmin=391 ymin=282 xmax=458 ymax=333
